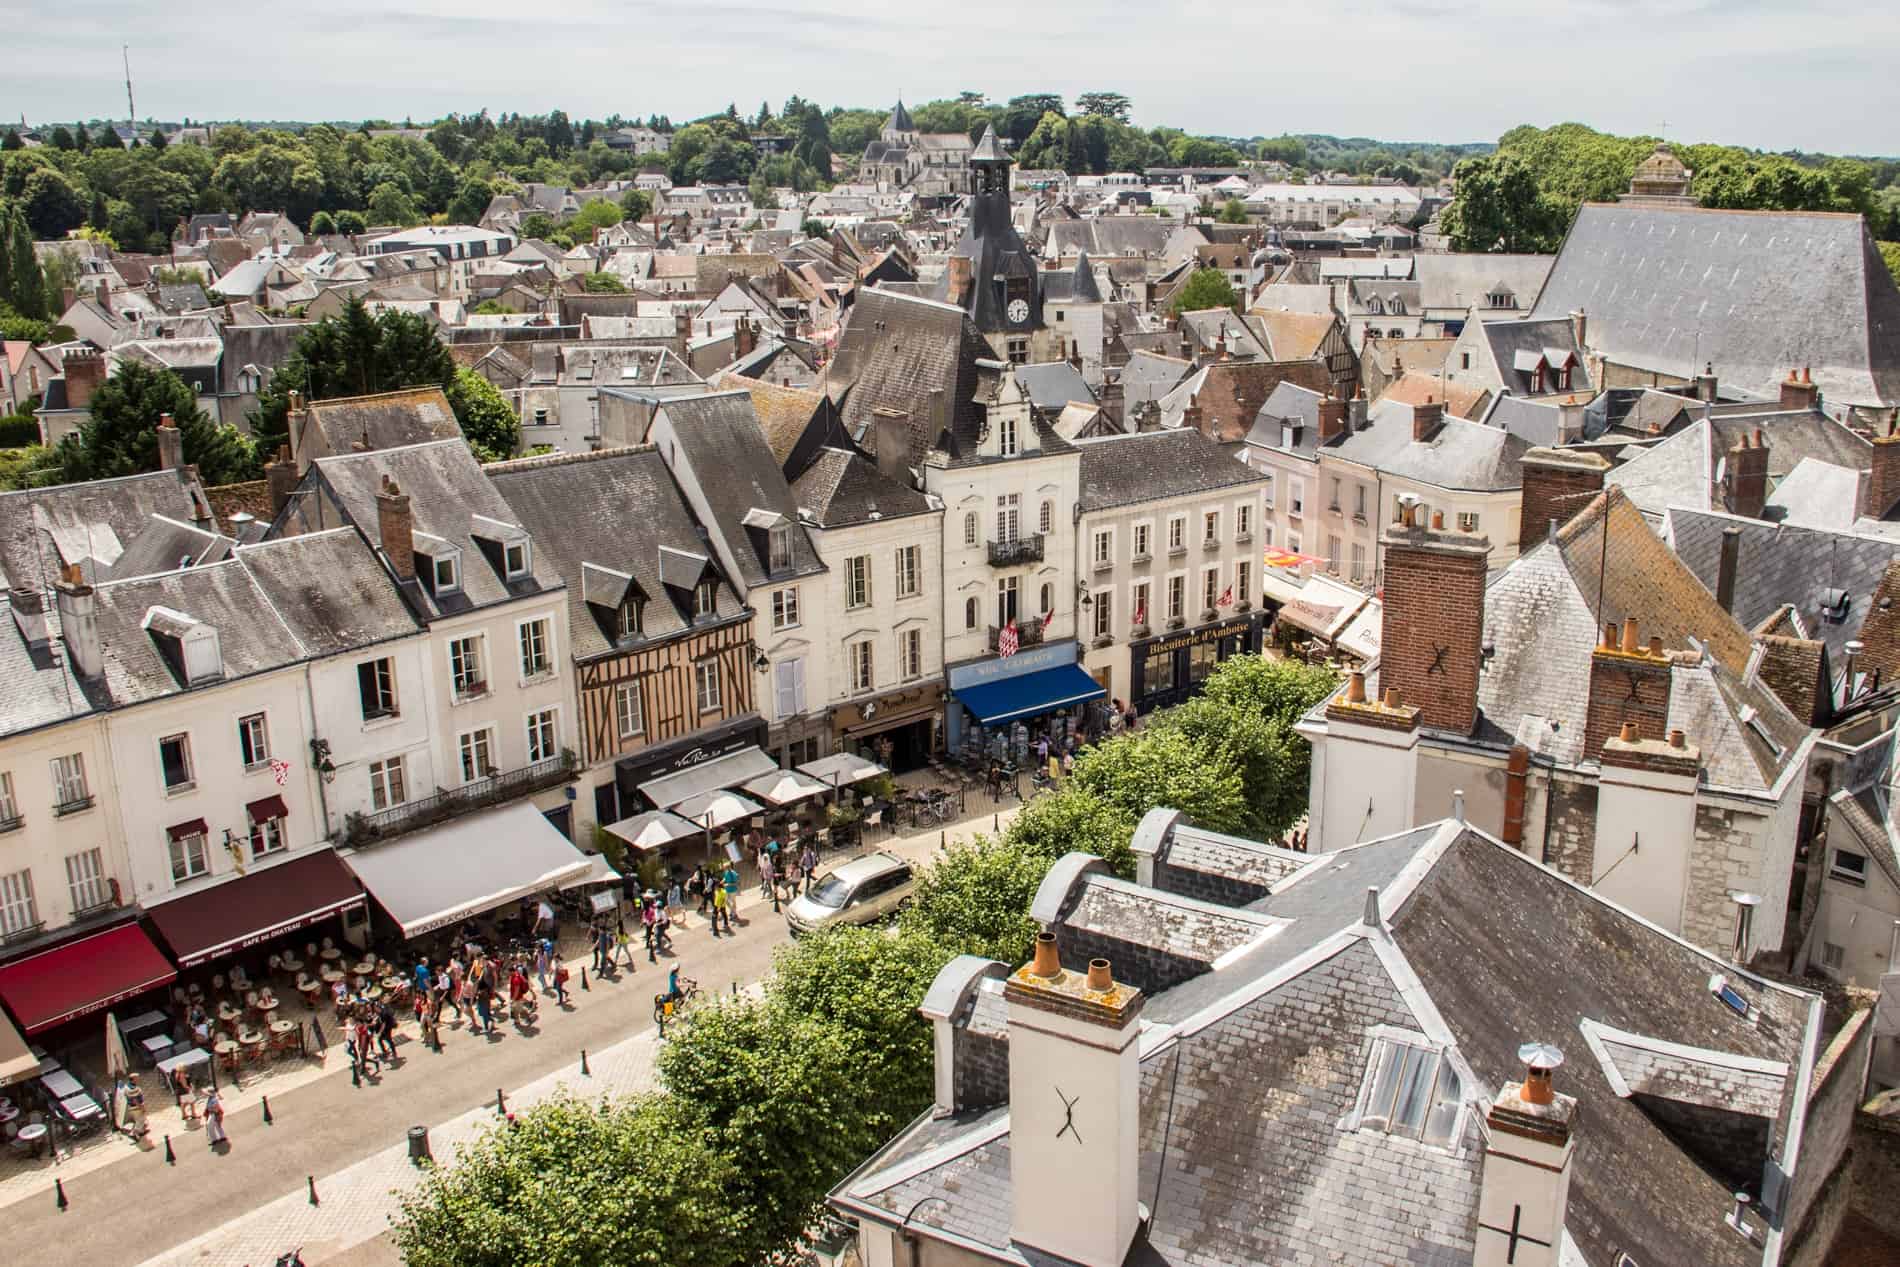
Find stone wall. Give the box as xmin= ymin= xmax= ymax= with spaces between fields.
xmin=1784 ymin=1009 xmax=1873 ymax=1261
xmin=1542 ymin=774 xmax=1598 ymax=881
xmin=1154 ymin=859 xmax=1271 ymax=909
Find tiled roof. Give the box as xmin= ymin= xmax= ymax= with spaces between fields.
xmin=713 ymin=372 xmax=825 ymax=467
xmin=1010 ymin=360 xmax=1094 ymax=414
xmin=1377 ymin=369 xmax=1488 ymax=421
xmin=1076 ymin=428 xmax=1265 ymax=512
xmin=0 ymin=468 xmax=212 ymax=592
xmin=1254 ymin=309 xmax=1335 ymax=361
xmin=789 ymin=447 xmax=934 ymax=530
xmin=302 ymin=387 xmax=461 ymax=457
xmin=825 ymin=288 xmax=992 ymax=462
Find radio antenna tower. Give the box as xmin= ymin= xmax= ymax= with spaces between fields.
xmin=123 ymin=45 xmax=136 ymax=137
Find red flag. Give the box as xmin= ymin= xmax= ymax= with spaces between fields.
xmin=1217 ymin=584 xmax=1234 ymax=608
xmin=998 ymin=621 xmax=1019 ymax=657
xmin=1132 ymin=597 xmax=1146 ymax=626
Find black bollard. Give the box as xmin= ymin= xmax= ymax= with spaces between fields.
xmin=55 ymin=1177 xmax=68 ymax=1211
xmin=308 ymin=1174 xmax=319 ymax=1206
xmin=350 ymin=1057 xmax=361 ymax=1088
xmin=580 ymin=1048 xmax=590 ymax=1076
xmin=579 ymin=967 xmax=589 ymax=992
xmin=495 ymin=1088 xmax=506 ymax=1116
xmin=309 ymin=1018 xmax=325 ymax=1051
xmin=993 ymin=813 xmax=999 ymax=832
xmin=261 ymin=1095 xmax=273 ymax=1125
xmin=164 ymin=1134 xmax=175 ymax=1165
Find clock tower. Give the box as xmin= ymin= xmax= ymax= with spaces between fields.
xmin=945 ymin=125 xmax=1051 ymax=362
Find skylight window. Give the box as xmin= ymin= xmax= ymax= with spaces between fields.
xmin=1356 ymin=1034 xmax=1463 ymax=1147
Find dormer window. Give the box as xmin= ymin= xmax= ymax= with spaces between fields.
xmin=768 ymin=523 xmax=792 ymax=573
xmin=504 ymin=540 xmax=529 ymax=578
xmin=998 ymin=409 xmax=1018 ymax=457
xmin=695 ymin=579 xmax=718 ymax=617
xmin=433 ymin=553 xmax=459 ymax=593
xmin=617 ymin=600 xmax=642 ymax=639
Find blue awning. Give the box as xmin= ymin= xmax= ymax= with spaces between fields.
xmin=954 ymin=664 xmax=1106 ymax=728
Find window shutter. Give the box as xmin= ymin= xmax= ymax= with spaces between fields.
xmin=792 ymin=657 xmax=806 ymax=712
xmin=775 ymin=660 xmax=798 ymax=718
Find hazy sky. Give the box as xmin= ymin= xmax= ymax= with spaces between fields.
xmin=4 ymin=0 xmax=1896 ymax=155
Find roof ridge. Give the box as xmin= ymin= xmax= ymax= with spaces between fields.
xmin=306 ymin=385 xmax=450 ymax=409
xmin=484 ymin=444 xmax=657 ymax=476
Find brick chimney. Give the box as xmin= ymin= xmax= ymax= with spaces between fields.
xmin=1694 ymin=361 xmax=1718 ymax=403
xmin=155 ymin=413 xmax=184 ymax=471
xmin=1316 ymin=393 xmax=1347 ymax=444
xmin=1182 ymin=391 xmax=1205 ymax=436
xmin=1725 ymin=428 xmax=1769 ymax=519
xmin=1568 ymin=308 xmax=1587 ymax=353
xmin=1517 ymin=447 xmax=1610 ymax=550
xmin=1412 ymin=396 xmax=1444 ymax=442
xmin=1378 ymin=508 xmax=1489 ymax=734
xmin=1863 ymin=411 xmax=1900 ymax=519
xmin=1006 ymin=933 xmax=1144 ymax=1267
xmin=265 ymin=445 xmax=298 ymax=518
xmin=1583 ymin=619 xmax=1675 ymax=758
xmin=1779 ymin=366 xmax=1819 ymax=413
xmin=375 ymin=475 xmax=416 ymax=581
xmin=284 ymin=389 xmax=309 ymax=465
xmin=734 ymin=314 xmax=758 ymax=359
xmin=945 ymin=255 xmax=972 ymax=307
xmin=1475 ymin=1043 xmax=1577 ymax=1267
xmin=63 ymin=348 xmax=105 ymax=411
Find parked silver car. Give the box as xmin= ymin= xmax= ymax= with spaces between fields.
xmin=785 ymin=851 xmax=917 ymax=936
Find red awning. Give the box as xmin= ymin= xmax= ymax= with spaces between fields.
xmin=145 ymin=850 xmax=364 ymax=969
xmin=167 ymin=818 xmax=208 ymax=842
xmin=245 ymin=794 xmax=289 ymax=824
xmin=0 ymin=924 xmax=177 ymax=1035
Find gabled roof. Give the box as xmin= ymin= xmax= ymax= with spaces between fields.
xmin=0 ymin=468 xmax=214 ymax=592
xmin=1254 ymin=309 xmax=1337 ymax=361
xmin=1010 ymin=360 xmax=1094 ymax=414
xmin=825 ymin=288 xmax=993 ymax=462
xmin=1478 ymin=318 xmax=1591 ymax=397
xmin=1611 ymin=409 xmax=1872 ymax=522
xmin=1413 ymin=253 xmax=1551 ymax=312
xmin=790 ymin=447 xmax=935 ymax=529
xmin=298 ymin=387 xmax=462 ymax=459
xmin=487 ymin=446 xmax=744 ymax=661
xmin=1530 ymin=202 xmax=1900 ymax=408
xmin=1329 ymin=400 xmax=1529 ymax=493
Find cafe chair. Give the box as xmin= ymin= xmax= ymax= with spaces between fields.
xmin=863 ymin=808 xmax=883 ymax=839
xmin=211 ymin=974 xmax=225 ymax=993
xmin=321 ymin=936 xmax=334 ymax=951
xmin=305 ymin=941 xmax=318 ymax=960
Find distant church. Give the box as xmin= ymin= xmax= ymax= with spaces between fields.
xmin=857 ymin=101 xmax=975 ymax=197
xmin=1617 ymin=142 xmax=1699 ymax=207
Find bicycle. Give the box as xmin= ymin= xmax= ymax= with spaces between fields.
xmin=653 ymin=977 xmax=700 ymax=1029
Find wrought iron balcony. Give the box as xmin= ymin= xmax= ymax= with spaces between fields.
xmin=988 ymin=616 xmax=1046 ymax=652
xmin=341 ymin=750 xmax=578 ymax=848
xmin=986 ymin=534 xmax=1044 ymax=567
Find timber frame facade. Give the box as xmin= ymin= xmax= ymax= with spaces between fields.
xmin=573 ymin=612 xmax=758 ymax=767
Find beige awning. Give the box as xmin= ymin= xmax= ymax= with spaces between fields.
xmin=0 ymin=1006 xmax=34 ymax=1087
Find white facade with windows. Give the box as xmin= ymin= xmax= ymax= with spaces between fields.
xmin=797 ymin=505 xmax=944 ymax=726
xmin=0 ymin=714 xmax=127 ymax=945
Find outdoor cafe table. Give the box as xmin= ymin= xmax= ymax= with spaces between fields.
xmin=140 ymin=1033 xmax=174 ymax=1064
xmin=59 ymin=1092 xmax=103 ymax=1123
xmin=15 ymin=1122 xmax=46 ymax=1155
xmin=119 ymin=1009 xmax=168 ymax=1038
xmin=156 ymin=1045 xmax=213 ymax=1088
xmin=269 ymin=1019 xmax=302 ymax=1056
xmin=40 ymin=1068 xmax=81 ymax=1099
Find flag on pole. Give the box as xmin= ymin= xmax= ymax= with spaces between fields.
xmin=269 ymin=758 xmax=292 ymax=786
xmin=1132 ymin=597 xmax=1146 ymax=627
xmin=1217 ymin=584 xmax=1234 ymax=608
xmin=998 ymin=621 xmax=1019 ymax=657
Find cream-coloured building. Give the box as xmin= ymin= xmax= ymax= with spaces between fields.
xmin=1073 ymin=429 xmax=1269 ymax=712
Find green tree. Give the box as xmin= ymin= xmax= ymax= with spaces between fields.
xmin=1880 ymin=241 xmax=1900 ymax=287
xmin=564 ymin=198 xmax=624 ymax=238
xmin=0 ymin=200 xmax=48 ymax=319
xmin=365 ymin=181 xmax=418 ymax=225
xmin=1218 ymin=197 xmax=1249 ymax=224
xmin=251 ymin=296 xmax=456 ymax=454
xmin=1076 ymin=91 xmax=1132 ymax=123
xmin=308 ymin=209 xmax=336 ymax=235
xmin=0 ymin=131 xmax=20 ymax=152
xmin=0 ymin=445 xmax=61 ymax=491
xmin=94 ymin=126 xmax=123 ymax=150
xmin=1171 ymin=267 xmax=1239 ymax=316
xmin=49 ymin=127 xmax=75 ymax=152
xmin=393 ymin=1094 xmax=748 ymax=1267
xmin=56 ymin=360 xmax=256 ymax=484
xmin=579 ymin=272 xmax=626 ymax=293
xmin=444 ymin=366 xmax=520 ymax=461
xmin=901 ymin=834 xmax=1048 ymax=963
xmin=1441 ymin=152 xmax=1566 ymax=253
xmin=1067 ymin=724 xmax=1248 ymax=834
xmin=333 ymin=209 xmax=367 ymax=234
xmin=619 ymin=188 xmax=652 ymax=221
xmin=444 ymin=174 xmax=494 ymax=226
xmin=21 ymin=167 xmax=86 ymax=238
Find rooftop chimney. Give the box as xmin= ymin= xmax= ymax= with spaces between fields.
xmin=63 ymin=348 xmax=105 ymax=411
xmin=9 ymin=587 xmax=48 ymax=648
xmin=1715 ymin=525 xmax=1742 ymax=612
xmin=54 ymin=563 xmax=103 ymax=680
xmin=1516 ymin=447 xmax=1610 ymax=553
xmin=1725 ymin=429 xmax=1770 ymax=519
xmin=945 ymin=255 xmax=972 ymax=307
xmin=1694 ymin=361 xmax=1719 ymax=403
xmin=1316 ymin=393 xmax=1347 ymax=444
xmin=1412 ymin=397 xmax=1444 ymax=442
xmin=1585 ymin=620 xmax=1675 ymax=757
xmin=1006 ymin=933 xmax=1144 ymax=1267
xmin=871 ymin=406 xmax=910 ymax=484
xmin=1377 ymin=514 xmax=1489 ymax=735
xmin=1778 ymin=366 xmax=1819 ymax=413
xmin=155 ymin=413 xmax=184 ymax=471
xmin=1864 ymin=411 xmax=1900 ymax=520
xmin=1475 ymin=1043 xmax=1577 ymax=1267
xmin=285 ymin=389 xmax=308 ymax=464
xmin=376 ymin=475 xmax=416 ymax=581
xmin=264 ymin=445 xmax=298 ymax=519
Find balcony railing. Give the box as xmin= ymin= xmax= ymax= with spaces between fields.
xmin=341 ymin=750 xmax=578 ymax=848
xmin=986 ymin=534 xmax=1044 ymax=567
xmin=988 ymin=616 xmax=1046 ymax=652
xmin=54 ymin=795 xmax=95 ymax=817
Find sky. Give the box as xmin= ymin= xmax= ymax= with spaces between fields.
xmin=2 ymin=0 xmax=1896 ymax=155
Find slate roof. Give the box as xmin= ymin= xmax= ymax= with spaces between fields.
xmin=486 ymin=447 xmax=744 ymax=662
xmin=86 ymin=529 xmax=417 ymax=707
xmin=1010 ymin=360 xmax=1094 ymax=414
xmin=1119 ymin=350 xmax=1192 ymax=413
xmin=1664 ymin=508 xmax=1900 ymax=660
xmin=712 ymin=372 xmax=826 ymax=468
xmin=835 ymin=820 xmax=1822 ymax=1267
xmin=1180 ymin=309 xmax=1268 ymax=361
xmin=1076 ymin=428 xmax=1265 ymax=512
xmin=298 ymin=439 xmax=562 ymax=621
xmin=219 ymin=324 xmax=309 ymax=395
xmin=652 ymin=391 xmax=824 ymax=588
xmin=1243 ymin=380 xmax=1326 ymax=457
xmin=300 ymin=387 xmax=462 ymax=458
xmin=789 ymin=447 xmax=935 ymax=530
xmin=1479 ymin=317 xmax=1592 ymax=397
xmin=1413 ymin=253 xmax=1551 ymax=312
xmin=825 ymin=288 xmax=993 ymax=463
xmin=101 ymin=515 xmax=231 ymax=581
xmin=0 ymin=468 xmax=214 ymax=592
xmin=1329 ymin=399 xmax=1528 ymax=493
xmin=1045 ymin=217 xmax=1174 ymax=261
xmin=1610 ymin=410 xmax=1872 ymax=522
xmin=1530 ymin=202 xmax=1900 ymax=408
xmin=1038 ymin=252 xmax=1102 ymax=304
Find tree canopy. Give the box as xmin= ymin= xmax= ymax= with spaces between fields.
xmin=1171 ymin=267 xmax=1240 ymax=316
xmin=53 ymin=359 xmax=255 ymax=485
xmin=250 ymin=295 xmax=457 ymax=455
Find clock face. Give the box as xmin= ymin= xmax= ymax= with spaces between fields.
xmin=1007 ymin=298 xmax=1030 ymax=324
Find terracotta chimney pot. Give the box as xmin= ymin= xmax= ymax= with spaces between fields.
xmin=1031 ymin=931 xmax=1060 ymax=979
xmin=1669 ymin=728 xmax=1687 ymax=749
xmin=1086 ymin=959 xmax=1113 ymax=992
xmin=1618 ymin=720 xmax=1638 ymax=743
xmin=1620 ymin=619 xmax=1640 ymax=654
xmin=1345 ymin=671 xmax=1366 ymax=704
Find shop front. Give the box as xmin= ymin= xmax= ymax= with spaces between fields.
xmin=144 ymin=848 xmax=366 ymax=970
xmin=1129 ymin=613 xmax=1265 ymax=713
xmin=946 ymin=641 xmax=1108 ymax=766
xmin=0 ymin=920 xmax=178 ymax=1038
xmin=602 ymin=714 xmax=772 ymax=826
xmin=831 ymin=682 xmax=943 ymax=774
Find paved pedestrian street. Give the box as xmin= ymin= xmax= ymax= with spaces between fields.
xmin=3 ymin=784 xmax=1019 ymax=1267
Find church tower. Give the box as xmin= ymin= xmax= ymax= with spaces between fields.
xmin=945 ymin=126 xmax=1053 ymax=363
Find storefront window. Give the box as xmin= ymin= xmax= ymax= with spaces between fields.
xmin=1144 ymin=644 xmax=1177 ymax=694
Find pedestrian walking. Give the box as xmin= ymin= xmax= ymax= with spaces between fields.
xmin=533 ymin=938 xmax=552 ymax=992
xmin=375 ymin=1000 xmax=399 ymax=1060
xmin=553 ymin=958 xmax=571 ymax=1005
xmin=122 ymin=1073 xmax=149 ymax=1139
xmin=666 ymin=876 xmax=686 ymax=928
xmin=592 ymin=924 xmax=612 ymax=975
xmin=759 ymin=851 xmax=776 ymax=899
xmin=642 ymin=896 xmax=660 ymax=962
xmin=711 ymin=883 xmax=730 ymax=935
xmin=689 ymin=864 xmax=709 ymax=915
xmin=800 ymin=842 xmax=817 ymax=895
xmin=474 ymin=979 xmax=495 ymax=1036
xmin=203 ymin=1087 xmax=228 ymax=1148
xmin=722 ymin=862 xmax=741 ymax=921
